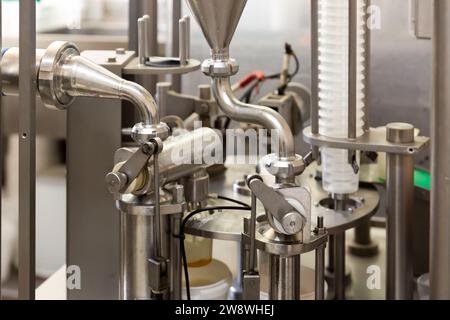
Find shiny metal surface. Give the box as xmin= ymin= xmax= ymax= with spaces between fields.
xmin=138 ymin=17 xmax=147 ymax=65
xmin=212 ymin=75 xmax=295 ymax=160
xmin=18 ymin=0 xmax=37 ymax=300
xmin=120 ymin=211 xmax=171 ymax=300
xmin=118 ymin=195 xmax=178 ymax=300
xmin=315 ymin=244 xmax=326 ymax=300
xmin=251 ymin=216 xmax=327 ymax=256
xmin=179 ymin=17 xmax=189 ymax=65
xmin=431 ymin=0 xmax=450 ymax=299
xmin=303 ymin=126 xmax=429 ymax=155
xmin=115 ymin=127 xmax=221 ymax=191
xmin=1 ymin=48 xmax=45 ymax=96
xmin=333 ymin=233 xmax=346 ymax=300
xmin=298 ymin=163 xmax=380 ymax=234
xmin=310 ymin=0 xmax=319 ymax=159
xmin=123 ymin=57 xmax=201 ymax=75
xmin=268 ymin=255 xmax=301 ymax=300
xmin=170 ymin=213 xmax=183 ymax=300
xmin=186 ymin=0 xmax=296 ymax=162
xmin=248 ymin=178 xmax=306 ymax=235
xmin=386 ymin=123 xmax=415 ymax=300
xmin=185 ymin=0 xmax=247 ymax=56
xmin=348 ymin=0 xmax=358 ymax=141
xmin=187 ymin=162 xmax=378 ymax=240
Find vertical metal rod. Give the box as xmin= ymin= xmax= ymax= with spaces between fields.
xmin=138 ymin=18 xmax=147 ymax=65
xmin=157 ymin=82 xmax=171 ymax=119
xmin=170 ymin=214 xmax=182 ymax=299
xmin=229 ymin=241 xmax=244 ymax=300
xmin=18 ymin=0 xmax=36 ymax=300
xmin=431 ymin=0 xmax=450 ymax=300
xmin=310 ymin=0 xmax=320 ymax=158
xmin=315 ymin=245 xmax=325 ymax=300
xmin=348 ymin=0 xmax=358 ymax=140
xmin=184 ymin=15 xmax=191 ymax=60
xmin=142 ymin=0 xmax=158 ymax=95
xmin=119 ymin=211 xmax=126 ymax=300
xmin=153 ymin=154 xmax=161 ymax=258
xmin=334 ymin=232 xmax=346 ymax=300
xmin=145 ymin=0 xmax=158 ymax=57
xmin=248 ymin=193 xmax=257 ymax=272
xmin=315 ymin=216 xmax=325 ymax=300
xmin=0 ymin=0 xmax=3 ymax=300
xmin=179 ymin=17 xmax=188 ymax=66
xmin=142 ymin=15 xmax=151 ymax=58
xmin=170 ymin=0 xmax=182 ymax=92
xmin=327 ymin=235 xmax=335 ymax=273
xmin=386 ymin=123 xmax=415 ymax=300
xmin=128 ymin=0 xmax=140 ymax=51
xmin=363 ymin=0 xmax=371 ymax=131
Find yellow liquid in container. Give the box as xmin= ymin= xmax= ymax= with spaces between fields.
xmin=185 ymin=234 xmax=213 ymax=268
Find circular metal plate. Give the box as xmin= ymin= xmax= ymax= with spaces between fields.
xmin=123 ymin=57 xmax=201 ymax=75
xmin=298 ymin=163 xmax=380 ymax=234
xmin=185 ymin=162 xmax=379 ymax=240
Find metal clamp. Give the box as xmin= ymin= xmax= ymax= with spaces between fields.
xmin=105 ymin=138 xmax=162 ymax=195
xmin=247 ymin=177 xmax=306 ymax=236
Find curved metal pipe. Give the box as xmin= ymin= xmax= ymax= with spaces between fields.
xmin=212 ymin=76 xmax=295 ymax=158
xmin=1 ymin=44 xmax=159 ymax=125
xmin=59 ymin=55 xmax=158 ymax=125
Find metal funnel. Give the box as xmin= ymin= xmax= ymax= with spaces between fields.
xmin=186 ymin=0 xmax=247 ymax=54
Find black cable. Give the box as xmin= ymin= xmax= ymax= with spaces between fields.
xmin=240 ymin=73 xmax=281 ymax=103
xmin=278 ymin=44 xmax=300 ymax=95
xmin=217 ymin=195 xmax=250 ymax=208
xmin=179 ymin=206 xmax=252 ymax=300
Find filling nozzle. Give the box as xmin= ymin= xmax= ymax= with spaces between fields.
xmin=185 ymin=0 xmax=304 ymax=179
xmin=211 ymin=76 xmax=295 ymax=159
xmin=204 ymin=56 xmax=304 ymax=182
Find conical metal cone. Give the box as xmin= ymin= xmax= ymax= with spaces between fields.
xmin=186 ymin=0 xmax=247 ymax=53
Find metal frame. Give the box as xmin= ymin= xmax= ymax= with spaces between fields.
xmin=310 ymin=0 xmax=319 ymax=159
xmin=66 ymin=51 xmax=134 ymax=299
xmin=170 ymin=0 xmax=182 ymax=92
xmin=18 ymin=0 xmax=37 ymax=300
xmin=430 ymin=0 xmax=450 ymax=300
xmin=0 ymin=0 xmax=3 ymax=299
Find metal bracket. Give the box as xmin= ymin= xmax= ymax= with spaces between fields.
xmin=303 ymin=126 xmax=430 ymax=155
xmin=247 ymin=178 xmax=306 ymax=235
xmin=242 ymin=273 xmax=260 ymax=300
xmin=105 ymin=142 xmax=156 ymax=194
xmin=148 ymin=256 xmax=170 ymax=299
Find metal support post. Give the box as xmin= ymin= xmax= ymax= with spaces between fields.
xmin=310 ymin=0 xmax=319 ymax=159
xmin=333 ymin=232 xmax=346 ymax=300
xmin=18 ymin=0 xmax=36 ymax=300
xmin=386 ymin=123 xmax=415 ymax=300
xmin=430 ymin=0 xmax=450 ymax=300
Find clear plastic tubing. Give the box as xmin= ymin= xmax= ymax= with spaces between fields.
xmin=318 ymin=0 xmax=366 ymax=195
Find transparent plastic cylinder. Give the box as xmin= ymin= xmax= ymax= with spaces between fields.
xmin=318 ymin=0 xmax=366 ymax=195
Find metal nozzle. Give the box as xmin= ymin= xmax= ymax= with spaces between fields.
xmin=39 ymin=42 xmax=158 ymax=125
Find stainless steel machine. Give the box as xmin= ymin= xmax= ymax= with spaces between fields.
xmin=2 ymin=0 xmax=450 ymax=301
